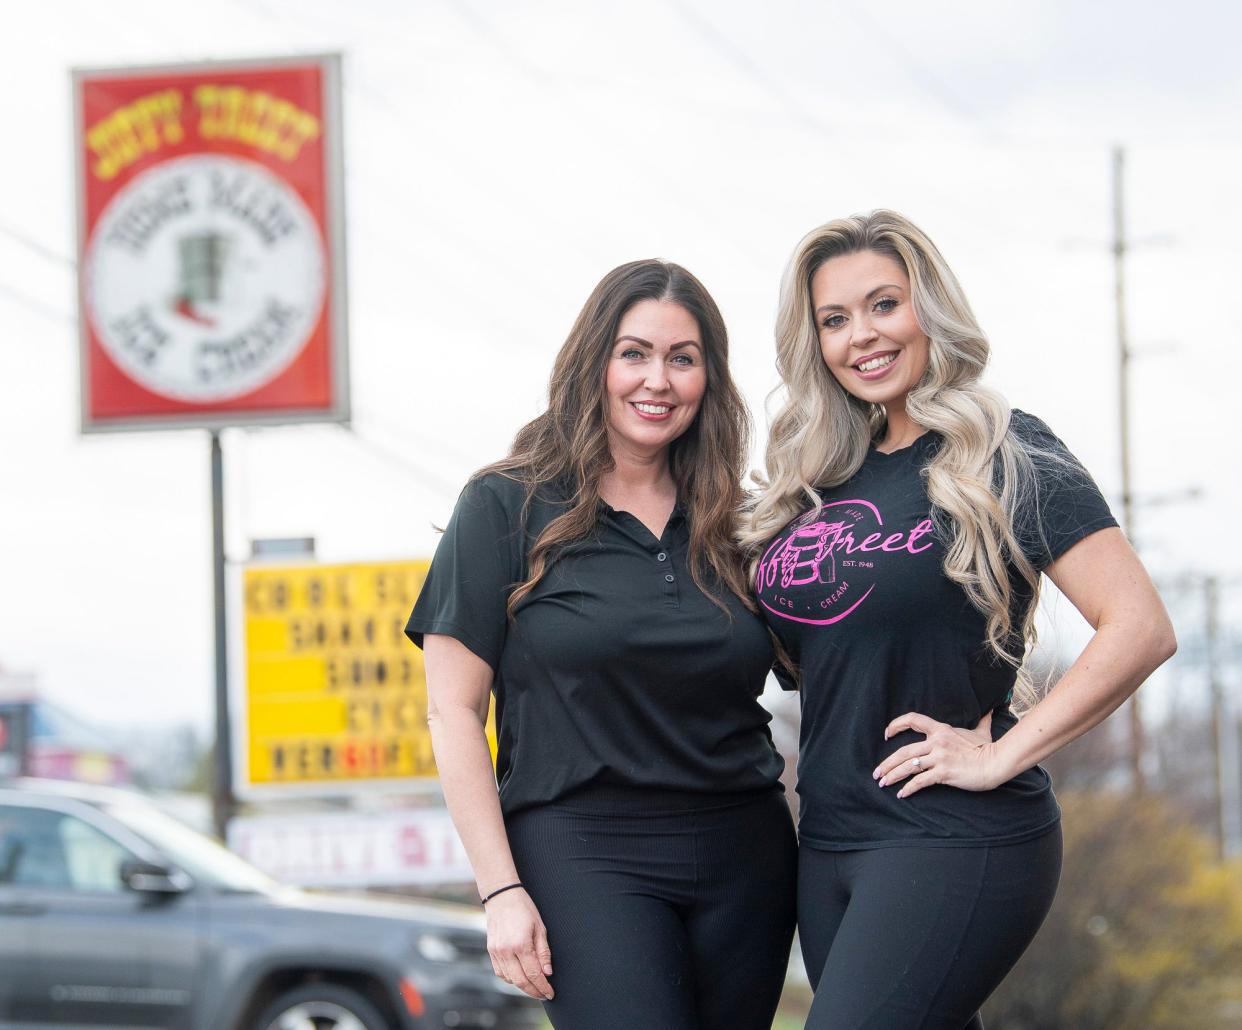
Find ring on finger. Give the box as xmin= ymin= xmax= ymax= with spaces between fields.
xmin=912 ymin=756 xmax=923 ymax=769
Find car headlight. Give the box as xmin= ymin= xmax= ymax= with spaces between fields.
xmin=415 ymin=932 xmax=461 ymax=963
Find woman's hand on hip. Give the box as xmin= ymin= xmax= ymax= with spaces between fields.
xmin=873 ymin=709 xmax=1005 ymax=798
xmin=486 ymin=888 xmax=555 ymax=1001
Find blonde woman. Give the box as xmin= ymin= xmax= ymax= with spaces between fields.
xmin=745 ymin=211 xmax=1175 ymax=1029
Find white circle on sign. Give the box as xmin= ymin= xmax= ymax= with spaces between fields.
xmin=84 ymin=154 xmax=326 ymax=402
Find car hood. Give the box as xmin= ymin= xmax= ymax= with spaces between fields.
xmin=261 ymin=886 xmax=487 ymax=933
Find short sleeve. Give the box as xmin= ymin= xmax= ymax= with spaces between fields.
xmin=772 ymin=664 xmax=799 ymax=692
xmin=405 ymin=475 xmax=524 ymax=670
xmin=1009 ymin=410 xmax=1118 ymax=570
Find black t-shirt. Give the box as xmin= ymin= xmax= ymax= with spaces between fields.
xmin=755 ymin=411 xmax=1117 ymax=849
xmin=407 ymin=472 xmax=785 ymax=816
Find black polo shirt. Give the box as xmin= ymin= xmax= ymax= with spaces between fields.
xmin=755 ymin=411 xmax=1117 ymax=849
xmin=406 ymin=472 xmax=785 ymax=816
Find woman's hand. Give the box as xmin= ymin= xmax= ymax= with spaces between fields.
xmin=485 ymin=888 xmax=555 ymax=1001
xmin=872 ymin=709 xmax=1005 ymax=798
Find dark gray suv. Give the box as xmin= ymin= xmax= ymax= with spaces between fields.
xmin=0 ymin=779 xmax=544 ymax=1030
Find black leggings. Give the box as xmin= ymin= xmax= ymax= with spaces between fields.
xmin=798 ymin=825 xmax=1062 ymax=1030
xmin=505 ymin=784 xmax=797 ymax=1030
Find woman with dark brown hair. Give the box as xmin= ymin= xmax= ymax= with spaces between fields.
xmin=406 ymin=260 xmax=796 ymax=1029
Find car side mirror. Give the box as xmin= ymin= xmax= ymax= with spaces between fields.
xmin=0 ymin=839 xmax=22 ymax=883
xmin=119 ymin=858 xmax=189 ymax=894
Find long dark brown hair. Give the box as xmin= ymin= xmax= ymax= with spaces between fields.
xmin=478 ymin=259 xmax=753 ymax=616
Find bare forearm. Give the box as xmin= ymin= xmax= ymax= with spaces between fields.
xmin=428 ymin=707 xmax=519 ymax=896
xmin=992 ymin=618 xmax=1175 ymax=782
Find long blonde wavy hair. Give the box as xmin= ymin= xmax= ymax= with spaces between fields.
xmin=743 ymin=210 xmax=1047 ymax=702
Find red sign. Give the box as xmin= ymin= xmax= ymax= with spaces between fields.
xmin=73 ymin=55 xmax=348 ymax=432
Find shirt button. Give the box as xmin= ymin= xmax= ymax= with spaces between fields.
xmin=657 ymin=552 xmax=667 ymax=562
xmin=665 ymin=574 xmax=675 ymax=583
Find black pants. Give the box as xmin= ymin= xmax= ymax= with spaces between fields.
xmin=798 ymin=824 xmax=1062 ymax=1030
xmin=506 ymin=784 xmax=798 ymax=1030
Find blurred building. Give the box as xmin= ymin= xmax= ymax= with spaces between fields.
xmin=0 ymin=670 xmax=130 ymax=786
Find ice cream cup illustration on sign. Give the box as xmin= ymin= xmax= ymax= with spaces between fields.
xmin=85 ymin=153 xmax=326 ymax=403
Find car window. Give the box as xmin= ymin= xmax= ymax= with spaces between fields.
xmin=60 ymin=816 xmax=132 ymax=891
xmin=0 ymin=805 xmax=72 ymax=887
xmin=0 ymin=804 xmax=132 ymax=893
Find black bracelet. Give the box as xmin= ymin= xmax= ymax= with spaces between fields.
xmin=480 ymin=881 xmax=525 ymax=905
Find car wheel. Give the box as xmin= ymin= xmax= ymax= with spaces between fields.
xmin=254 ymin=982 xmax=392 ymax=1030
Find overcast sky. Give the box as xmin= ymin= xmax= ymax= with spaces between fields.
xmin=1 ymin=0 xmax=1239 ymax=732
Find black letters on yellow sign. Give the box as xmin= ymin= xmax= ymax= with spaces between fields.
xmin=267 ymin=734 xmax=437 ymax=780
xmin=324 ymin=654 xmax=418 ymax=690
xmin=243 ymin=559 xmax=436 ymax=788
xmin=297 ymin=574 xmax=354 ymax=609
xmin=346 ymin=694 xmax=427 ymax=733
xmin=372 ymin=569 xmax=422 ymax=607
xmin=244 ymin=576 xmax=290 ymax=614
xmin=287 ymin=615 xmax=391 ymax=652
xmin=245 ymin=573 xmax=362 ymax=616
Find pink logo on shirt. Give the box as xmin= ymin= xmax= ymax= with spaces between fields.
xmin=756 ymin=500 xmax=934 ymax=625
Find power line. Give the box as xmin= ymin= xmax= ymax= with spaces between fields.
xmin=238 ymin=419 xmax=463 ymax=505
xmin=0 ymin=221 xmax=76 ymax=270
xmin=353 ymin=408 xmax=481 ymax=472
xmin=665 ymin=0 xmax=836 ymax=138
xmin=451 ymin=0 xmax=555 ymax=88
xmin=224 ymin=0 xmax=612 ymax=280
xmin=0 ymin=222 xmax=78 ymax=325
xmin=830 ymin=1 xmax=1007 ymax=144
xmin=439 ymin=0 xmax=769 ymax=274
xmin=662 ymin=0 xmax=990 ymax=229
xmin=334 ymin=423 xmax=461 ymax=500
xmin=0 ymin=281 xmax=76 ymax=326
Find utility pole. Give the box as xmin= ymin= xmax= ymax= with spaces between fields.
xmin=1113 ymin=145 xmax=1145 ymax=794
xmin=1206 ymin=577 xmax=1242 ymax=857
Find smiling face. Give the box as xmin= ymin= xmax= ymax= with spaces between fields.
xmin=811 ymin=249 xmax=929 ymax=415
xmin=604 ymin=298 xmax=707 ymax=462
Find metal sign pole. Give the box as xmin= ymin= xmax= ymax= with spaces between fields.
xmin=211 ymin=429 xmax=235 ymax=839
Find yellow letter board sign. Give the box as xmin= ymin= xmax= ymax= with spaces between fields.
xmin=241 ymin=559 xmax=488 ymax=792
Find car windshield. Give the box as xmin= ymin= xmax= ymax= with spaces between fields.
xmin=102 ymin=801 xmax=277 ymax=893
